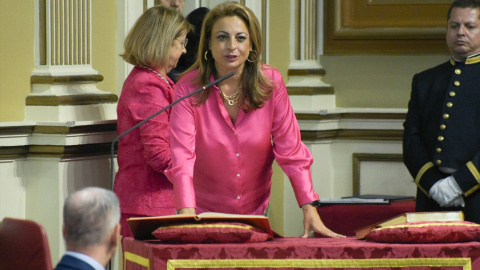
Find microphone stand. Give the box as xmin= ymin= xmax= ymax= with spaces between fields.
xmin=110 ymin=71 xmax=235 ymax=190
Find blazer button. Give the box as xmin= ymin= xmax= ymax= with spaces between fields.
xmin=455 ymin=69 xmax=461 ymax=75
xmin=440 ymin=124 xmax=446 ymax=130
xmin=449 ymin=91 xmax=456 ymax=97
xmin=438 ymin=136 xmax=444 ymax=141
xmin=454 ymin=81 xmax=460 ymax=86
xmin=436 ymin=148 xmax=442 ymax=153
xmin=443 ymin=114 xmax=449 ymax=119
xmin=446 ymin=102 xmax=453 ymax=108
xmin=436 ymin=160 xmax=442 ymax=165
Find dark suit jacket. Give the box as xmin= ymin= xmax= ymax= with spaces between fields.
xmin=54 ymin=254 xmax=97 ymax=270
xmin=403 ymin=54 xmax=480 ymax=223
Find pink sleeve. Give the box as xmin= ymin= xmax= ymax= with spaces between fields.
xmin=127 ymin=78 xmax=172 ymax=173
xmin=164 ymin=76 xmax=197 ymax=210
xmin=269 ymin=68 xmax=319 ymax=206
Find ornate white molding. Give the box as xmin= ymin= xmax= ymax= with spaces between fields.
xmin=33 ymin=0 xmax=98 ymax=76
xmin=29 ymin=0 xmax=117 ymax=122
xmin=287 ymin=0 xmax=334 ymax=112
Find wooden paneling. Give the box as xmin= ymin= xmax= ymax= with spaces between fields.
xmin=324 ymin=0 xmax=452 ymax=54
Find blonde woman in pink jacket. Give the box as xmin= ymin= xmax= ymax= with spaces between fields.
xmin=114 ymin=6 xmax=191 ymax=238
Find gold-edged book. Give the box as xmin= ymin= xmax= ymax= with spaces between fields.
xmin=355 ymin=211 xmax=464 ymax=239
xmin=127 ymin=212 xmax=273 ymax=240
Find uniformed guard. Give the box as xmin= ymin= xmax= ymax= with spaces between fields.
xmin=403 ymin=0 xmax=480 ymax=223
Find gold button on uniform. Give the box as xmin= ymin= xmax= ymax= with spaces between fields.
xmin=436 ymin=148 xmax=442 ymax=153
xmin=454 ymin=81 xmax=460 ymax=86
xmin=455 ymin=69 xmax=461 ymax=75
xmin=443 ymin=114 xmax=449 ymax=119
xmin=450 ymin=91 xmax=456 ymax=97
xmin=436 ymin=160 xmax=442 ymax=165
xmin=446 ymin=102 xmax=453 ymax=108
xmin=440 ymin=124 xmax=446 ymax=130
xmin=438 ymin=136 xmax=444 ymax=141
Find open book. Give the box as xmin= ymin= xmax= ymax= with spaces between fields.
xmin=355 ymin=211 xmax=464 ymax=239
xmin=128 ymin=212 xmax=273 ymax=240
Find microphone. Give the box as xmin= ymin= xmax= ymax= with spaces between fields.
xmin=110 ymin=71 xmax=235 ymax=189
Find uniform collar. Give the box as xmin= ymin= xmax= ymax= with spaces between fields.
xmin=450 ymin=52 xmax=480 ymax=65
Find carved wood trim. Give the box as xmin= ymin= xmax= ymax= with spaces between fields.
xmin=301 ymin=129 xmax=403 ymax=141
xmin=296 ymin=112 xmax=407 ymax=121
xmin=0 ymin=146 xmax=30 ymax=160
xmin=31 ymin=75 xmax=104 ymax=84
xmin=0 ymin=126 xmax=35 ymax=135
xmin=0 ymin=123 xmax=117 ymax=159
xmin=33 ymin=122 xmax=117 ymax=134
xmin=26 ymin=94 xmax=118 ymax=106
xmin=288 ymin=69 xmax=326 ymax=76
xmin=28 ymin=143 xmax=112 ymax=158
xmin=287 ymin=87 xmax=335 ymax=95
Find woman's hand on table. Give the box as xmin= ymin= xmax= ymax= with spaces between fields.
xmin=300 ymin=203 xmax=346 ymax=238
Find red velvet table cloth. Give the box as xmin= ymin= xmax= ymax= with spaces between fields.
xmin=122 ymin=236 xmax=480 ymax=270
xmin=316 ymin=200 xmax=417 ymax=237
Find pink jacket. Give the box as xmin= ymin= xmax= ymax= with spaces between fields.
xmin=114 ymin=66 xmax=176 ymax=216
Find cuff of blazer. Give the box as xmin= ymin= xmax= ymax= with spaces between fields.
xmin=453 ymin=161 xmax=480 ymax=197
xmin=414 ymin=162 xmax=446 ymax=196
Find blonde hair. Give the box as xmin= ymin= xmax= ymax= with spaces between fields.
xmin=122 ymin=6 xmax=192 ymax=68
xmin=188 ymin=1 xmax=272 ymax=111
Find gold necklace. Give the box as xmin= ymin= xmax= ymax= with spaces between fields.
xmin=141 ymin=66 xmax=170 ymax=87
xmin=220 ymin=83 xmax=243 ymax=106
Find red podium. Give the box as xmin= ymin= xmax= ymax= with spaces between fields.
xmin=122 ymin=199 xmax=480 ymax=270
xmin=123 ymin=236 xmax=480 ymax=270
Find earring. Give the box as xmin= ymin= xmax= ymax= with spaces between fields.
xmin=204 ymin=50 xmax=209 ymax=61
xmin=247 ymin=50 xmax=258 ymax=63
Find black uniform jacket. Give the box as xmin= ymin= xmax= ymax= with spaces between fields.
xmin=403 ymin=54 xmax=480 ymax=223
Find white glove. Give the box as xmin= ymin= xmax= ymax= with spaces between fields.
xmin=429 ymin=176 xmax=464 ymax=207
xmin=447 ymin=196 xmax=465 ymax=208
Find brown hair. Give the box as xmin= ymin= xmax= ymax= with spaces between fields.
xmin=122 ymin=6 xmax=192 ymax=68
xmin=187 ymin=1 xmax=272 ymax=111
